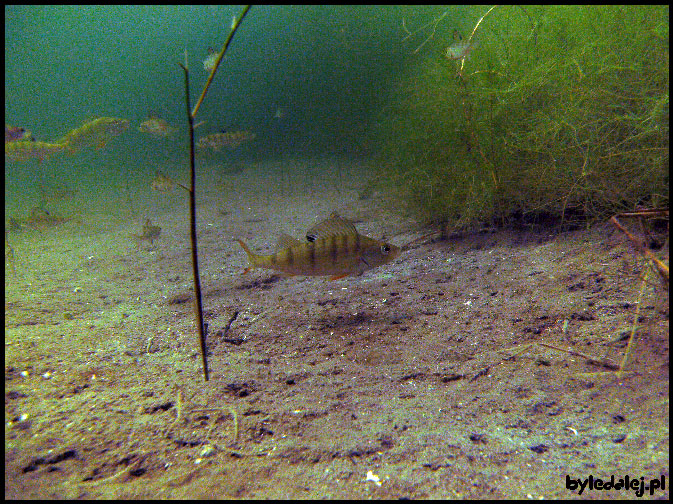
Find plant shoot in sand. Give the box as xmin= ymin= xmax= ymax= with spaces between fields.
xmin=178 ymin=5 xmax=251 ymax=382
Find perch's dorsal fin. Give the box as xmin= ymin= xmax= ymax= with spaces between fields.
xmin=276 ymin=233 xmax=301 ymax=251
xmin=305 ymin=212 xmax=358 ymax=242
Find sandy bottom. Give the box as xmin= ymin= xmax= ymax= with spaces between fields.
xmin=5 ymin=157 xmax=669 ymax=498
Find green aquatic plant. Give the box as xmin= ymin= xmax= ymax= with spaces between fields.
xmin=376 ymin=5 xmax=669 ymax=229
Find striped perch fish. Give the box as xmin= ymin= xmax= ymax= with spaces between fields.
xmin=236 ymin=212 xmax=400 ymax=280
xmin=57 ymin=117 xmax=129 ymax=153
xmin=5 ymin=140 xmax=67 ymax=163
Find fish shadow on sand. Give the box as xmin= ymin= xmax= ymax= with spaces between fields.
xmin=312 ymin=309 xmax=413 ymax=332
xmin=234 ymin=274 xmax=282 ymax=290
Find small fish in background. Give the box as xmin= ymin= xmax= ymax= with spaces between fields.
xmin=197 ymin=130 xmax=256 ymax=152
xmin=273 ymin=107 xmax=284 ymax=119
xmin=150 ymin=171 xmax=175 ymax=193
xmin=445 ymin=29 xmax=477 ymax=60
xmin=5 ymin=124 xmax=33 ymax=143
xmin=203 ymin=47 xmax=219 ymax=72
xmin=138 ymin=116 xmax=176 ymax=137
xmin=236 ymin=212 xmax=400 ymax=280
xmin=25 ymin=206 xmax=67 ymax=230
xmin=38 ymin=183 xmax=78 ymax=207
xmin=132 ymin=218 xmax=161 ymax=246
xmin=445 ymin=40 xmax=477 ymax=60
xmin=58 ymin=117 xmax=129 ymax=152
xmin=5 ymin=139 xmax=67 ymax=163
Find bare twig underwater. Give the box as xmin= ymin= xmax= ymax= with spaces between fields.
xmin=178 ymin=5 xmax=252 ymax=382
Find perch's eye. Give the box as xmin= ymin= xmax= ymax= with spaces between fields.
xmin=381 ymin=244 xmax=391 ymax=255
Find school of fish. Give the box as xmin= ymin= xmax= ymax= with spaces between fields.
xmin=5 ymin=140 xmax=68 ymax=162
xmin=138 ymin=116 xmax=176 ymax=137
xmin=197 ymin=130 xmax=256 ymax=152
xmin=57 ymin=117 xmax=129 ymax=153
xmin=5 ymin=124 xmax=32 ymax=143
xmin=5 ymin=117 xmax=129 ymax=162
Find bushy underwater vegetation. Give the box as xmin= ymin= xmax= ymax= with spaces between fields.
xmin=375 ymin=5 xmax=669 ymax=229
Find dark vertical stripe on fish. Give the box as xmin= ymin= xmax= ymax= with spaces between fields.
xmin=330 ymin=235 xmax=338 ymax=265
xmin=309 ymin=242 xmax=316 ymax=272
xmin=286 ymin=245 xmax=294 ymax=267
xmin=340 ymin=234 xmax=348 ymax=258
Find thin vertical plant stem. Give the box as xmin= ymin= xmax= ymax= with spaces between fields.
xmin=617 ymin=267 xmax=649 ymax=379
xmin=179 ymin=5 xmax=251 ymax=381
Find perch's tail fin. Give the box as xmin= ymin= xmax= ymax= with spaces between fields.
xmin=235 ymin=239 xmax=257 ymax=274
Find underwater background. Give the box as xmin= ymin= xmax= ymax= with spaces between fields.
xmin=5 ymin=5 xmax=668 ymax=225
xmin=5 ymin=6 xmax=669 ymax=499
xmin=6 ymin=5 xmax=418 ymax=215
